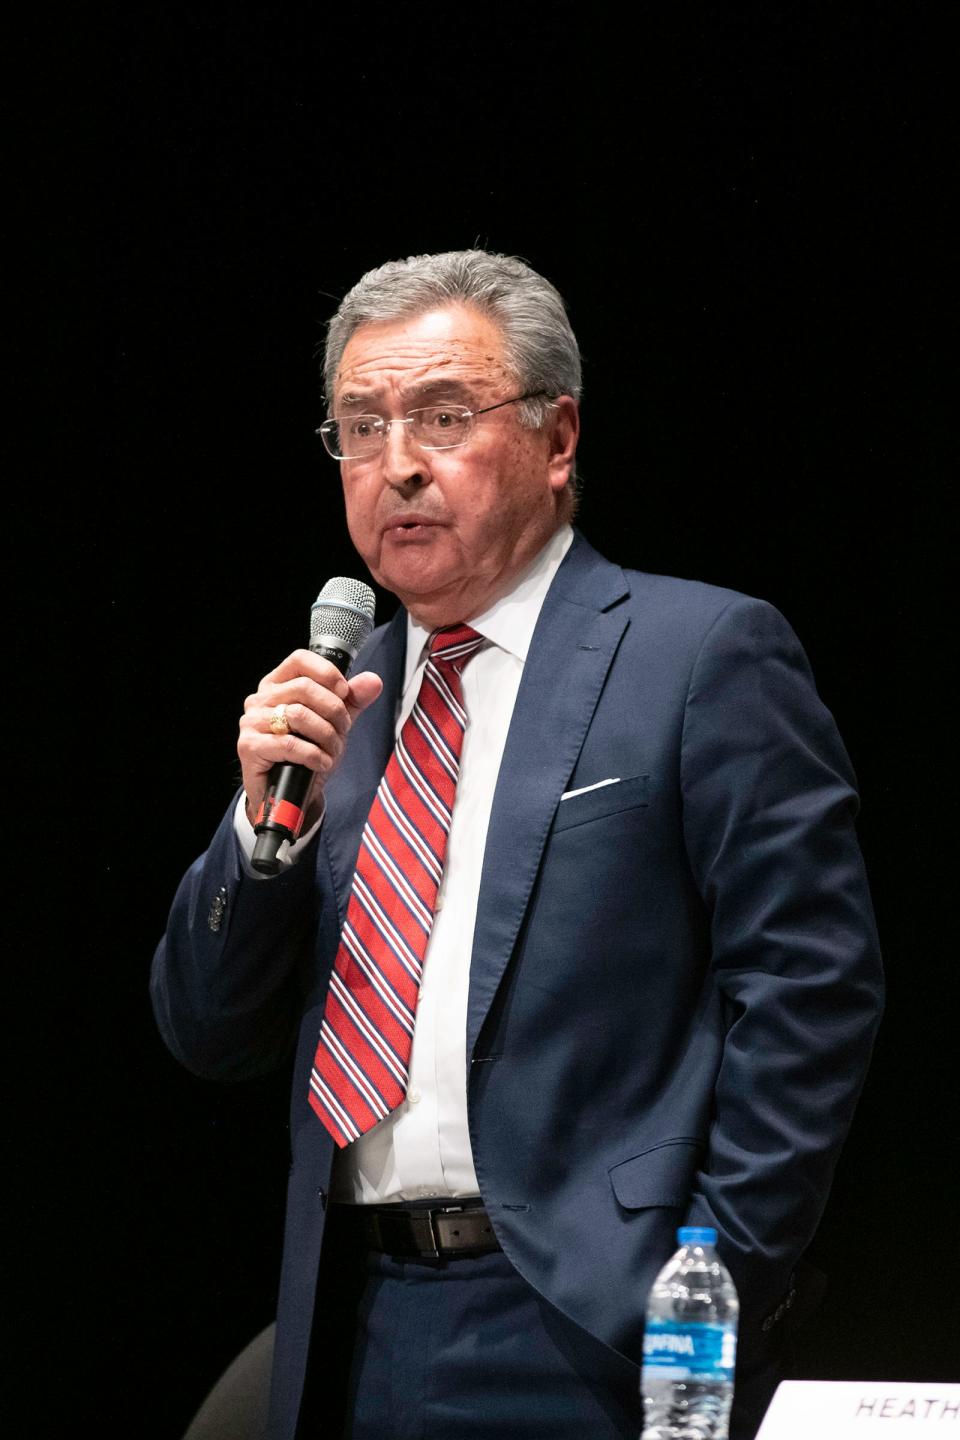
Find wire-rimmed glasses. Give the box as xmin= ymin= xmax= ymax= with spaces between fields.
xmin=316 ymin=391 xmax=550 ymax=460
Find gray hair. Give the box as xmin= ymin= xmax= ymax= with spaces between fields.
xmin=323 ymin=250 xmax=582 ymax=436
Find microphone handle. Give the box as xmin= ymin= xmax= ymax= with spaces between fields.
xmin=250 ymin=642 xmax=354 ymax=875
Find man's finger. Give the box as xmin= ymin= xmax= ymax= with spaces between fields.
xmin=259 ymin=649 xmax=352 ymax=699
xmin=345 ymin=672 xmax=384 ymax=719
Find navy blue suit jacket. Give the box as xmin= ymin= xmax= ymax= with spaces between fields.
xmin=152 ymin=531 xmax=883 ymax=1439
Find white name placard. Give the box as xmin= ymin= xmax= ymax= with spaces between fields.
xmin=756 ymin=1381 xmax=960 ymax=1437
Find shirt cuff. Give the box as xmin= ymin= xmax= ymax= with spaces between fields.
xmin=233 ymin=790 xmax=325 ymax=878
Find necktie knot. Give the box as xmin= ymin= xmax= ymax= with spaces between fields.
xmin=429 ymin=624 xmax=484 ymax=672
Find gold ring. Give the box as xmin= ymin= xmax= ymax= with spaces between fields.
xmin=269 ymin=704 xmax=290 ymax=736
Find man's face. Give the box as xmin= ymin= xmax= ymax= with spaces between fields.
xmin=334 ymin=304 xmax=577 ymax=628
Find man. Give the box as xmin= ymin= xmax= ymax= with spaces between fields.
xmin=152 ymin=250 xmax=883 ymax=1440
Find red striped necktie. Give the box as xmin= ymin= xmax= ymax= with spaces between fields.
xmin=309 ymin=624 xmax=485 ymax=1147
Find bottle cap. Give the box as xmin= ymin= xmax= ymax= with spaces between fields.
xmin=677 ymin=1226 xmax=717 ymax=1246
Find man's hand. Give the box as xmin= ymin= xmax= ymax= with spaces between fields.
xmin=237 ymin=648 xmax=383 ymax=828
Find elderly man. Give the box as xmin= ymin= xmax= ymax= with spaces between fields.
xmin=152 ymin=250 xmax=883 ymax=1440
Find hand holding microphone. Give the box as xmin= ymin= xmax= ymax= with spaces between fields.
xmin=237 ymin=578 xmax=382 ymax=874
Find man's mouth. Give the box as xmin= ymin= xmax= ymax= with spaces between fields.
xmin=383 ymin=514 xmax=442 ymax=535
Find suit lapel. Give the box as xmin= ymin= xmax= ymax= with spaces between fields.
xmin=466 ymin=534 xmax=630 ymax=1057
xmin=320 ymin=606 xmax=406 ymax=930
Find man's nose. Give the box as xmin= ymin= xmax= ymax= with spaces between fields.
xmin=380 ymin=418 xmax=429 ymax=489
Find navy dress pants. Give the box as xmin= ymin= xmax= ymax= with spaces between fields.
xmin=299 ymin=1208 xmax=642 ymax=1439
xmin=299 ymin=1206 xmax=784 ymax=1439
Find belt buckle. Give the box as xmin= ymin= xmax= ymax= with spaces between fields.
xmin=422 ymin=1203 xmax=466 ymax=1258
xmin=401 ymin=1207 xmax=444 ymax=1258
xmin=423 ymin=1208 xmax=443 ymax=1259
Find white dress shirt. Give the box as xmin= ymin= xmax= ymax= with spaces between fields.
xmin=235 ymin=524 xmax=573 ymax=1202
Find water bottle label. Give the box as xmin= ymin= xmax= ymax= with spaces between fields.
xmin=642 ymin=1320 xmax=736 ymax=1379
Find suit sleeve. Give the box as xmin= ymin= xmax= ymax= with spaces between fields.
xmin=679 ymin=595 xmax=883 ymax=1329
xmin=150 ymin=796 xmax=323 ymax=1081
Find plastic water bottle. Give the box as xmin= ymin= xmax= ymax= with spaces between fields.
xmin=640 ymin=1226 xmax=739 ymax=1440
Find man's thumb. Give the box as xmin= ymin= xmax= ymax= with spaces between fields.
xmin=346 ymin=671 xmax=384 ymax=718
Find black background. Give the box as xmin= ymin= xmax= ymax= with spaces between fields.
xmin=20 ymin=2 xmax=954 ymax=1435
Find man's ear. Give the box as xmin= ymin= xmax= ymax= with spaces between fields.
xmin=547 ymin=395 xmax=580 ymax=494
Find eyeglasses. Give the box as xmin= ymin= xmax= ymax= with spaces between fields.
xmin=315 ymin=391 xmax=550 ymax=460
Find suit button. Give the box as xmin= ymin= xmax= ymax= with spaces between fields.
xmin=207 ymin=886 xmax=228 ymax=932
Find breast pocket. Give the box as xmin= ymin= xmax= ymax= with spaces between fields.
xmin=552 ymin=773 xmax=650 ymax=833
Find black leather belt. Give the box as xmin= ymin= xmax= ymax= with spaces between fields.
xmin=330 ymin=1201 xmax=501 ymax=1259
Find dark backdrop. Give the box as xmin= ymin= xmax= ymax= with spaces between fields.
xmin=23 ymin=3 xmax=953 ymax=1435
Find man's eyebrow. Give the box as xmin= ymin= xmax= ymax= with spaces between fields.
xmin=336 ymin=391 xmax=379 ymax=411
xmin=403 ymin=378 xmax=477 ymax=404
xmin=336 ymin=379 xmax=480 ymax=412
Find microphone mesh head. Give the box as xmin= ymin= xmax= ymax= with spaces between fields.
xmin=310 ymin=576 xmax=376 ymax=656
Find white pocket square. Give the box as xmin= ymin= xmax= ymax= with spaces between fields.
xmin=560 ymin=777 xmax=621 ymax=801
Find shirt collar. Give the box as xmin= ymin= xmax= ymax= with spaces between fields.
xmin=403 ymin=524 xmax=574 ymax=695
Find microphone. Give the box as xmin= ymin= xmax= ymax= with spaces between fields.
xmin=251 ymin=577 xmax=376 ymax=875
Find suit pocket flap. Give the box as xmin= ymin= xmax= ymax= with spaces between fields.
xmin=608 ymin=1139 xmax=701 ymax=1210
xmin=553 ymin=773 xmax=649 ymax=833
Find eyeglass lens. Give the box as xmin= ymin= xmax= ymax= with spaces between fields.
xmin=325 ymin=405 xmax=474 ymax=459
